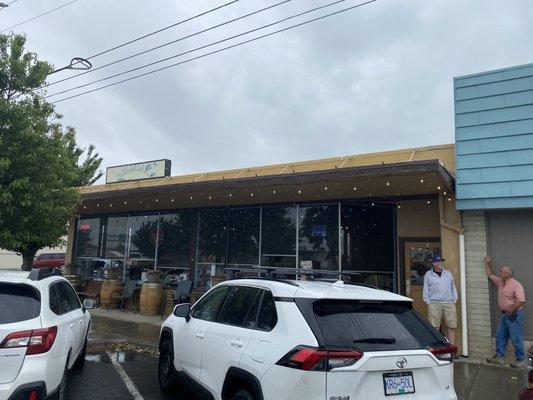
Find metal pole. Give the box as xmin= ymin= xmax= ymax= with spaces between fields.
xmin=459 ymin=234 xmax=468 ymax=357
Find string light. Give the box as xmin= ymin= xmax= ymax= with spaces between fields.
xmin=155 ymin=198 xmax=159 ymax=202
xmin=96 ymin=203 xmax=100 ymax=207
xmin=83 ymin=205 xmax=86 ymax=209
xmin=427 ymin=200 xmax=431 ymax=204
xmin=250 ymin=193 xmax=254 ymax=197
xmin=371 ymin=202 xmax=375 ymax=206
xmin=229 ymin=193 xmax=232 ymax=197
xmin=272 ymin=190 xmax=276 ymax=194
xmin=353 ymin=186 xmax=357 ymax=191
xmin=123 ymin=201 xmax=127 ymax=205
xmin=448 ymin=198 xmax=452 ymax=202
xmin=298 ymin=189 xmax=302 ymax=194
xmin=437 ymin=185 xmax=441 ymax=190
xmin=443 ymin=191 xmax=447 ymax=196
xmin=386 ymin=180 xmax=391 ymax=187
xmin=139 ymin=200 xmax=142 ymax=205
xmin=109 ymin=203 xmax=112 ymax=207
xmin=397 ymin=204 xmax=401 ymax=209
xmin=171 ymin=198 xmax=174 ymax=202
xmin=420 ymin=178 xmax=424 ymax=183
xmin=190 ymin=196 xmax=193 ymax=200
xmin=324 ymin=186 xmax=328 ymax=191
xmin=208 ymin=195 xmax=212 ymax=200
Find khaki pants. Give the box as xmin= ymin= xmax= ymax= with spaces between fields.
xmin=428 ymin=303 xmax=457 ymax=329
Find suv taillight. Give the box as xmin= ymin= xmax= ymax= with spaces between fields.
xmin=0 ymin=326 xmax=57 ymax=355
xmin=277 ymin=346 xmax=363 ymax=371
xmin=427 ymin=344 xmax=457 ymax=362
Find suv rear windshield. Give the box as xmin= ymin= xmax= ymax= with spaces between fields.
xmin=0 ymin=283 xmax=41 ymax=324
xmin=308 ymin=300 xmax=446 ymax=352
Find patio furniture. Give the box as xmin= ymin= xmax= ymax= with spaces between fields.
xmin=160 ymin=280 xmax=193 ymax=319
xmin=113 ymin=279 xmax=138 ymax=312
xmin=77 ymin=280 xmax=102 ymax=307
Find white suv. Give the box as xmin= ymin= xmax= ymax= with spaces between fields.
xmin=159 ymin=278 xmax=458 ymax=400
xmin=0 ymin=269 xmax=95 ymax=400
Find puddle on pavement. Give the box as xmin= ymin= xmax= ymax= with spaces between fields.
xmin=107 ymin=351 xmax=140 ymax=364
xmin=85 ymin=354 xmax=103 ymax=363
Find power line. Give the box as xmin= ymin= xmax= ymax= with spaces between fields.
xmin=51 ymin=0 xmax=377 ymax=104
xmin=84 ymin=0 xmax=238 ymax=62
xmin=47 ymin=0 xmax=361 ymax=99
xmin=1 ymin=0 xmax=80 ymax=33
xmin=45 ymin=0 xmax=290 ymax=88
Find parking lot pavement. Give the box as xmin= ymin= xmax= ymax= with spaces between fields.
xmin=66 ymin=350 xmax=198 ymax=400
xmin=66 ymin=349 xmax=527 ymax=400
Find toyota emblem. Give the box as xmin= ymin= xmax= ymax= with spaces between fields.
xmin=396 ymin=357 xmax=408 ymax=369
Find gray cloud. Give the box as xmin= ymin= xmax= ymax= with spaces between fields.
xmin=5 ymin=0 xmax=532 ymax=181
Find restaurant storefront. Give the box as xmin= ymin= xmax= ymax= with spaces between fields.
xmin=66 ymin=144 xmax=466 ymax=352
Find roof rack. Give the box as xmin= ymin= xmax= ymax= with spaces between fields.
xmin=223 ymin=266 xmax=380 ymax=290
xmin=28 ymin=268 xmax=63 ymax=281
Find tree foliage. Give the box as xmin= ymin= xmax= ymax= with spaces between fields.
xmin=0 ymin=33 xmax=103 ymax=269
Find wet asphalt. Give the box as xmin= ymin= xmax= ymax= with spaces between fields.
xmin=64 ymin=314 xmax=528 ymax=400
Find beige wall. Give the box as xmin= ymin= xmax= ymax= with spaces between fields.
xmin=396 ymin=199 xmax=441 ymax=238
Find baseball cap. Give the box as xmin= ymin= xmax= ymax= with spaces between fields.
xmin=432 ymin=255 xmax=445 ymax=263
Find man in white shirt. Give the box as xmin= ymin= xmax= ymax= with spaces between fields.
xmin=423 ymin=255 xmax=459 ymax=344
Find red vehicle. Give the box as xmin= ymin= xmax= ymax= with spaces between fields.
xmin=33 ymin=252 xmax=66 ymax=269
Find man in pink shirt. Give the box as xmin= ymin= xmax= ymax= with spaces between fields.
xmin=485 ymin=256 xmax=527 ymax=368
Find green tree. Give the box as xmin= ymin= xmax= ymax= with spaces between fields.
xmin=0 ymin=33 xmax=103 ymax=270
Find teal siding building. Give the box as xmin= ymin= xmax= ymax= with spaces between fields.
xmin=454 ymin=63 xmax=533 ymax=210
xmin=455 ymin=63 xmax=533 ymax=354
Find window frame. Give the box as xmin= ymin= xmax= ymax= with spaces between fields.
xmin=190 ymin=285 xmax=229 ymax=322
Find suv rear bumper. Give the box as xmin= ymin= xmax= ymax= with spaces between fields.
xmin=6 ymin=381 xmax=49 ymax=400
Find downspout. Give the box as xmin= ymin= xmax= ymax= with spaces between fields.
xmin=459 ymin=234 xmax=468 ymax=357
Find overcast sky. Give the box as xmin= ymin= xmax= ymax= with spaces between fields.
xmin=3 ymin=0 xmax=533 ymax=182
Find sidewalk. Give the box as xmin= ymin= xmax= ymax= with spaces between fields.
xmin=88 ymin=309 xmax=529 ymax=400
xmin=89 ymin=308 xmax=162 ymax=348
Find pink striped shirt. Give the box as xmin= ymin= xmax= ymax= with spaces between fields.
xmin=489 ymin=276 xmax=526 ymax=312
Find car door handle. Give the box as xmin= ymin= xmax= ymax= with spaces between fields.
xmin=230 ymin=340 xmax=244 ymax=348
xmin=195 ymin=332 xmax=204 ymax=339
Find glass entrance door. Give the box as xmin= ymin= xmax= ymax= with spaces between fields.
xmin=403 ymin=241 xmax=441 ymax=319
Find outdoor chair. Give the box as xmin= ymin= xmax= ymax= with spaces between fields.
xmin=174 ymin=280 xmax=193 ymax=304
xmin=113 ymin=279 xmax=138 ymax=313
xmin=77 ymin=280 xmax=102 ymax=307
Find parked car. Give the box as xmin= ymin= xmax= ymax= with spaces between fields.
xmin=33 ymin=253 xmax=66 ymax=270
xmin=0 ymin=268 xmax=95 ymax=400
xmin=158 ymin=278 xmax=458 ymax=400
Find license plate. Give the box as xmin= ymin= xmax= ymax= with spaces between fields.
xmin=383 ymin=371 xmax=416 ymax=396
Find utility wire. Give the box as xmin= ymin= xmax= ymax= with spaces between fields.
xmin=45 ymin=0 xmax=289 ymax=88
xmin=47 ymin=0 xmax=362 ymax=98
xmin=51 ymin=0 xmax=377 ymax=104
xmin=84 ymin=0 xmax=238 ymax=62
xmin=1 ymin=0 xmax=80 ymax=33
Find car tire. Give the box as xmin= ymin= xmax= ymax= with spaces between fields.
xmin=158 ymin=339 xmax=177 ymax=393
xmin=231 ymin=389 xmax=255 ymax=400
xmin=73 ymin=338 xmax=87 ymax=370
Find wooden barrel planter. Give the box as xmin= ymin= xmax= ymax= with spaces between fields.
xmin=100 ymin=279 xmax=123 ymax=309
xmin=139 ymin=282 xmax=163 ymax=316
xmin=162 ymin=289 xmax=175 ymax=318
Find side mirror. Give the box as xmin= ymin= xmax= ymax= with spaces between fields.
xmin=173 ymin=303 xmax=191 ymax=322
xmin=83 ymin=298 xmax=97 ymax=310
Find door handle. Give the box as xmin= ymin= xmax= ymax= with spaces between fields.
xmin=195 ymin=332 xmax=204 ymax=339
xmin=230 ymin=340 xmax=244 ymax=348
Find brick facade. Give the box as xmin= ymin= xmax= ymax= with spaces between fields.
xmin=463 ymin=211 xmax=493 ymax=358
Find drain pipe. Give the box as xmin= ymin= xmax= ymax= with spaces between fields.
xmin=459 ymin=234 xmax=468 ymax=357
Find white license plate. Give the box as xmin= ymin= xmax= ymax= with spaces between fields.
xmin=383 ymin=372 xmax=416 ymax=396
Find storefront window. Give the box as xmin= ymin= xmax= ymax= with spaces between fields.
xmin=157 ymin=212 xmax=193 ymax=272
xmin=73 ymin=217 xmax=101 ymax=279
xmin=261 ymin=206 xmax=297 ymax=268
xmin=228 ymin=208 xmax=260 ymax=266
xmin=341 ymin=204 xmax=395 ymax=290
xmin=298 ymin=204 xmax=339 ymax=270
xmin=127 ymin=214 xmax=159 ymax=280
xmin=99 ymin=216 xmax=128 ymax=280
xmin=74 ymin=218 xmax=101 ymax=258
xmin=196 ymin=209 xmax=228 ymax=286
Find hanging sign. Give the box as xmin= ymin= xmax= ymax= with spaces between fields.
xmin=106 ymin=159 xmax=171 ymax=184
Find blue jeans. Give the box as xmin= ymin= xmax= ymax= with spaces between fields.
xmin=496 ymin=309 xmax=525 ymax=361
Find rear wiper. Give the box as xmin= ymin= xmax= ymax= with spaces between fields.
xmin=353 ymin=337 xmax=396 ymax=344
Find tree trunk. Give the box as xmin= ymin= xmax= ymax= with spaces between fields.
xmin=21 ymin=251 xmax=36 ymax=271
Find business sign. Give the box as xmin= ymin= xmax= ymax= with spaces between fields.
xmin=106 ymin=159 xmax=171 ymax=184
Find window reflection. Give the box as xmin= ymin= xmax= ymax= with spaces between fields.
xmin=228 ymin=208 xmax=260 ymax=266
xmin=261 ymin=206 xmax=297 ymax=268
xmin=198 ymin=209 xmax=228 ymax=264
xmin=157 ymin=212 xmax=193 ymax=271
xmin=127 ymin=214 xmax=159 ymax=280
xmin=298 ymin=205 xmax=339 ymax=270
xmin=75 ymin=218 xmax=100 ymax=258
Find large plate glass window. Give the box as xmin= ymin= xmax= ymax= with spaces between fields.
xmin=261 ymin=206 xmax=297 ymax=268
xmin=341 ymin=204 xmax=395 ymax=291
xmin=74 ymin=217 xmax=101 ymax=279
xmin=100 ymin=216 xmax=128 ymax=280
xmin=126 ymin=214 xmax=159 ymax=280
xmin=228 ymin=208 xmax=260 ymax=267
xmin=197 ymin=209 xmax=229 ymax=287
xmin=298 ymin=204 xmax=339 ymax=271
xmin=157 ymin=212 xmax=193 ymax=275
